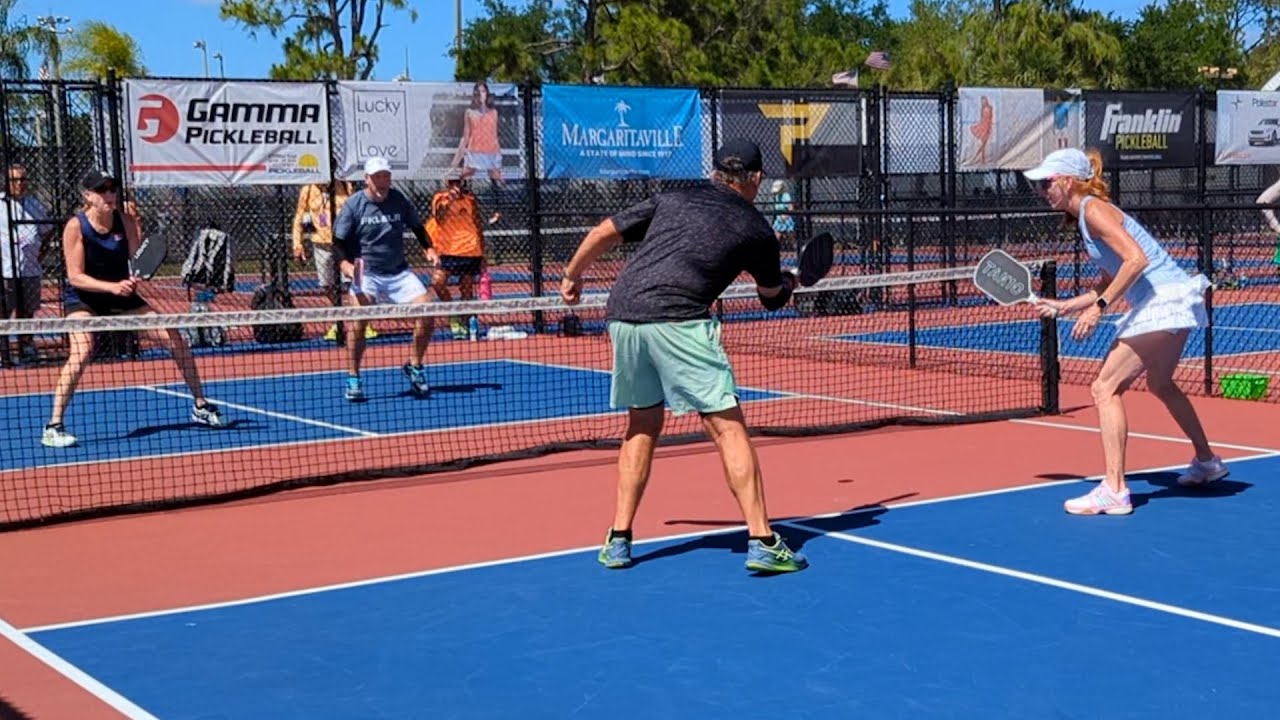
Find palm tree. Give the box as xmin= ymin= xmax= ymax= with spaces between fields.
xmin=63 ymin=20 xmax=147 ymax=80
xmin=0 ymin=0 xmax=45 ymax=79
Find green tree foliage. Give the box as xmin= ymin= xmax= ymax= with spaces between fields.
xmin=455 ymin=0 xmax=894 ymax=87
xmin=0 ymin=0 xmax=67 ymax=80
xmin=1124 ymin=0 xmax=1242 ymax=89
xmin=63 ymin=21 xmax=147 ymax=80
xmin=219 ymin=0 xmax=417 ymax=80
xmin=978 ymin=0 xmax=1125 ymax=88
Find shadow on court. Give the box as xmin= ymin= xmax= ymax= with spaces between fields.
xmin=124 ymin=418 xmax=258 ymax=438
xmin=1035 ymin=470 xmax=1252 ymax=509
xmin=642 ymin=495 xmax=915 ymax=566
xmin=1128 ymin=470 xmax=1253 ymax=509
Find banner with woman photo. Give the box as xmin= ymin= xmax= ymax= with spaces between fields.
xmin=957 ymin=88 xmax=1071 ymax=171
xmin=331 ymin=80 xmax=524 ymax=181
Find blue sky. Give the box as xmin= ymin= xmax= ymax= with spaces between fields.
xmin=13 ymin=0 xmax=1156 ymax=82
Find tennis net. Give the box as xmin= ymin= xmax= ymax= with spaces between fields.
xmin=0 ymin=260 xmax=1059 ymax=530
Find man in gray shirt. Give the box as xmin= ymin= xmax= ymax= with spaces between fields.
xmin=333 ymin=156 xmax=439 ymax=401
xmin=1 ymin=163 xmax=53 ymax=362
xmin=560 ymin=137 xmax=807 ymax=574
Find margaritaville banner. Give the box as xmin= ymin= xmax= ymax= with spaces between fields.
xmin=540 ymin=85 xmax=705 ymax=179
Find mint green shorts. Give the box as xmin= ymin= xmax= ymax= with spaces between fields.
xmin=606 ymin=319 xmax=739 ymax=415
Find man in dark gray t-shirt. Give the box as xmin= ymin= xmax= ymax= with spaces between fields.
xmin=560 ymin=137 xmax=807 ymax=575
xmin=333 ymin=156 xmax=440 ymax=402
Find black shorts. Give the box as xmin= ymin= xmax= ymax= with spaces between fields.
xmin=62 ymin=287 xmax=148 ymax=316
xmin=2 ymin=277 xmax=41 ymax=317
xmin=438 ymin=255 xmax=483 ymax=278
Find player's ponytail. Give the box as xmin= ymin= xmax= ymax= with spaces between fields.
xmin=1082 ymin=149 xmax=1111 ymax=202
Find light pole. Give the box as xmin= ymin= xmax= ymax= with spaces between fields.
xmin=34 ymin=14 xmax=72 ymax=80
xmin=212 ymin=51 xmax=225 ymax=78
xmin=455 ymin=0 xmax=462 ymax=76
xmin=193 ymin=39 xmax=209 ymax=78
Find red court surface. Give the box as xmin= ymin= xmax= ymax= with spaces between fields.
xmin=1 ymin=380 xmax=1276 ymax=719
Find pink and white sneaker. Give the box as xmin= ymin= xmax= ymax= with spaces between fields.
xmin=1176 ymin=455 xmax=1229 ymax=487
xmin=1064 ymin=483 xmax=1133 ymax=516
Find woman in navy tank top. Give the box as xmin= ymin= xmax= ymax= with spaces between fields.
xmin=1024 ymin=148 xmax=1226 ymax=517
xmin=40 ymin=170 xmax=226 ymax=448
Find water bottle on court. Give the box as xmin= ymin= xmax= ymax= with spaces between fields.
xmin=478 ymin=269 xmax=492 ymax=301
xmin=468 ymin=315 xmax=480 ymax=342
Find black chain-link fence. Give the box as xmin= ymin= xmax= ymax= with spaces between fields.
xmin=2 ymin=78 xmax=1276 ymax=401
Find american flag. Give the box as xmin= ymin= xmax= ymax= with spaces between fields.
xmin=865 ymin=51 xmax=892 ymax=70
xmin=38 ymin=63 xmax=50 ymax=81
xmin=831 ymin=68 xmax=859 ymax=87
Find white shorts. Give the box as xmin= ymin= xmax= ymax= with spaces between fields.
xmin=464 ymin=151 xmax=502 ymax=172
xmin=349 ymin=267 xmax=428 ymax=304
xmin=1114 ymin=275 xmax=1210 ymax=340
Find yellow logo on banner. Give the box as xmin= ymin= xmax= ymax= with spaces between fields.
xmin=756 ymin=102 xmax=833 ymax=166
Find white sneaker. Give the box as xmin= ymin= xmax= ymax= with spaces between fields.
xmin=1176 ymin=455 xmax=1229 ymax=486
xmin=41 ymin=423 xmax=77 ymax=448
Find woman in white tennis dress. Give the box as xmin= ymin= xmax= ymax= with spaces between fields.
xmin=1024 ymin=148 xmax=1228 ymax=516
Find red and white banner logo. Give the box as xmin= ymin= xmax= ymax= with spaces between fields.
xmin=124 ymin=79 xmax=331 ymax=186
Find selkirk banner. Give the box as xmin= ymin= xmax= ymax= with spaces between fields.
xmin=1214 ymin=91 xmax=1280 ymax=165
xmin=125 ymin=79 xmax=330 ymax=186
xmin=1083 ymin=91 xmax=1197 ymax=168
xmin=331 ymin=80 xmax=523 ymax=181
xmin=540 ymin=85 xmax=705 ymax=179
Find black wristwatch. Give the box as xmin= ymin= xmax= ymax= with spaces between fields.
xmin=1095 ymin=296 xmax=1109 ymax=311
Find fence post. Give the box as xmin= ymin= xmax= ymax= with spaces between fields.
xmin=941 ymin=81 xmax=958 ymax=305
xmin=1196 ymin=86 xmax=1214 ymax=396
xmin=0 ymin=82 xmax=11 ymax=367
xmin=522 ymin=83 xmax=545 ymax=333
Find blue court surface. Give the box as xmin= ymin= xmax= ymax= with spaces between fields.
xmin=0 ymin=359 xmax=784 ymax=472
xmin=837 ymin=302 xmax=1280 ymax=360
xmin=24 ymin=453 xmax=1280 ymax=718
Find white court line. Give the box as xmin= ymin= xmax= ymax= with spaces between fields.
xmin=1008 ymin=418 xmax=1279 ymax=454
xmin=20 ymin=450 xmax=1279 ymax=635
xmin=1 ymin=357 xmax=799 ymax=478
xmin=0 ymin=616 xmax=159 ymax=719
xmin=786 ymin=522 xmax=1280 ymax=640
xmin=0 ymin=357 xmax=519 ymax=401
xmin=144 ymin=386 xmax=377 ymax=437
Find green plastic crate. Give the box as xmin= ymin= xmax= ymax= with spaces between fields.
xmin=1220 ymin=373 xmax=1270 ymax=401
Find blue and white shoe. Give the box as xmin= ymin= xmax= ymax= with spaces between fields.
xmin=191 ymin=402 xmax=224 ymax=427
xmin=745 ymin=533 xmax=808 ymax=573
xmin=402 ymin=363 xmax=430 ymax=396
xmin=597 ymin=531 xmax=633 ymax=569
xmin=345 ymin=376 xmax=365 ymax=402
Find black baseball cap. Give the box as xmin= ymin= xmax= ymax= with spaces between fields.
xmin=713 ymin=137 xmax=763 ymax=173
xmin=81 ymin=168 xmax=117 ymax=192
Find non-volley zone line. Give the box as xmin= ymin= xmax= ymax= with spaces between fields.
xmin=0 ymin=358 xmax=792 ymax=476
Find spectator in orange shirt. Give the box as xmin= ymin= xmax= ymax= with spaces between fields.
xmin=427 ymin=178 xmax=487 ymax=339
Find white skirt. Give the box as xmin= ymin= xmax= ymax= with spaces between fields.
xmin=1114 ymin=274 xmax=1211 ymax=339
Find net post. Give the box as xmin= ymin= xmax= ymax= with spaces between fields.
xmin=906 ymin=214 xmax=917 ymax=369
xmin=1038 ymin=259 xmax=1060 ymax=415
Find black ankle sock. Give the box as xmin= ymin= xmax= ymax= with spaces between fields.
xmin=750 ymin=534 xmax=777 ymax=547
xmin=608 ymin=528 xmax=632 ymax=541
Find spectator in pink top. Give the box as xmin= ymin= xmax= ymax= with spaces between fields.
xmin=451 ymin=80 xmax=504 ymax=224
